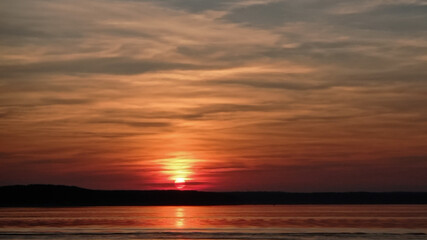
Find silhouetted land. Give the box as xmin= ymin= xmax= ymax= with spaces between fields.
xmin=1 ymin=185 xmax=426 ymax=207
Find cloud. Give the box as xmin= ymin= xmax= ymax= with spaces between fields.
xmin=330 ymin=3 xmax=427 ymax=32
xmin=145 ymin=0 xmax=281 ymax=13
xmin=1 ymin=57 xmax=202 ymax=76
xmin=147 ymin=0 xmax=237 ymax=12
xmin=222 ymin=0 xmax=427 ymax=30
xmin=40 ymin=97 xmax=94 ymax=105
xmin=88 ymin=119 xmax=172 ymax=128
xmin=223 ymin=1 xmax=312 ymax=27
xmin=209 ymin=78 xmax=329 ymax=90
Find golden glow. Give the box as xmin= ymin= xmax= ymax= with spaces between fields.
xmin=174 ymin=177 xmax=186 ymax=189
xmin=159 ymin=152 xmax=199 ymax=189
xmin=175 ymin=177 xmax=186 ymax=183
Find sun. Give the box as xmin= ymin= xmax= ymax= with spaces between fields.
xmin=174 ymin=178 xmax=186 ymax=190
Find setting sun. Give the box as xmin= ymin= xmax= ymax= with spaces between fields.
xmin=174 ymin=178 xmax=186 ymax=190
xmin=157 ymin=152 xmax=203 ymax=190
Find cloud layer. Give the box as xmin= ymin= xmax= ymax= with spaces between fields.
xmin=1 ymin=0 xmax=426 ymax=191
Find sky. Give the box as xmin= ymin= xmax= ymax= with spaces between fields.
xmin=1 ymin=0 xmax=426 ymax=191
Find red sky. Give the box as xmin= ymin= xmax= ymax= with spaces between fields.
xmin=0 ymin=0 xmax=426 ymax=191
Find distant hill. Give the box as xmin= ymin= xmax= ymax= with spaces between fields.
xmin=1 ymin=184 xmax=426 ymax=207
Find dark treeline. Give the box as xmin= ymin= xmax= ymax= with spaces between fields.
xmin=1 ymin=185 xmax=426 ymax=207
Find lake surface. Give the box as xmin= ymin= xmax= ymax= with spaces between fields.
xmin=1 ymin=205 xmax=426 ymax=239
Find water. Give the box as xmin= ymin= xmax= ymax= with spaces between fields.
xmin=1 ymin=205 xmax=426 ymax=239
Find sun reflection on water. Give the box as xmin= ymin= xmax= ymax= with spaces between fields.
xmin=175 ymin=207 xmax=185 ymax=228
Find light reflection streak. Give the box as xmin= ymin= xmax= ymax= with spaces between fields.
xmin=175 ymin=207 xmax=185 ymax=228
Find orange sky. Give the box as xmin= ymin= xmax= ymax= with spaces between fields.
xmin=0 ymin=0 xmax=426 ymax=191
